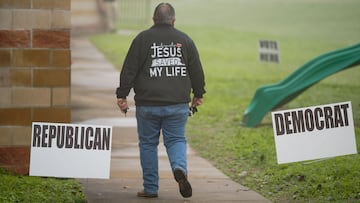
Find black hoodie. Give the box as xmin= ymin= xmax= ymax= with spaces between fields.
xmin=116 ymin=24 xmax=206 ymax=106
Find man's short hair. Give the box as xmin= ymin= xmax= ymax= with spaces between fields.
xmin=153 ymin=3 xmax=175 ymax=25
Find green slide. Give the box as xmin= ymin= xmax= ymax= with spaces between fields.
xmin=242 ymin=43 xmax=360 ymax=127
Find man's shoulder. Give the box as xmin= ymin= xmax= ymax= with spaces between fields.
xmin=134 ymin=26 xmax=194 ymax=44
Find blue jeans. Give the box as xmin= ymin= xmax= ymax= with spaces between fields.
xmin=136 ymin=103 xmax=189 ymax=194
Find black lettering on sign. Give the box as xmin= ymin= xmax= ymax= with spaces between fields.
xmin=48 ymin=125 xmax=57 ymax=147
xmin=284 ymin=112 xmax=292 ymax=134
xmin=291 ymin=110 xmax=305 ymax=133
xmin=80 ymin=126 xmax=85 ymax=149
xmin=340 ymin=103 xmax=349 ymax=126
xmin=334 ymin=104 xmax=349 ymax=127
xmin=324 ymin=106 xmax=333 ymax=128
xmin=93 ymin=128 xmax=102 ymax=150
xmin=273 ymin=103 xmax=351 ymax=136
xmin=31 ymin=123 xmax=111 ymax=151
xmin=259 ymin=40 xmax=280 ymax=63
xmin=74 ymin=126 xmax=80 ymax=149
xmin=274 ymin=113 xmax=285 ymax=135
xmin=102 ymin=128 xmax=110 ymax=151
xmin=41 ymin=125 xmax=48 ymax=147
xmin=66 ymin=126 xmax=74 ymax=148
xmin=33 ymin=124 xmax=41 ymax=147
xmin=304 ymin=109 xmax=314 ymax=132
xmin=57 ymin=126 xmax=65 ymax=148
xmin=85 ymin=127 xmax=93 ymax=150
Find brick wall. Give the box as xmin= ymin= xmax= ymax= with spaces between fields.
xmin=0 ymin=0 xmax=71 ymax=174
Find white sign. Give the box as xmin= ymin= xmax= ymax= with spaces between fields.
xmin=272 ymin=101 xmax=357 ymax=164
xmin=30 ymin=122 xmax=112 ymax=179
xmin=259 ymin=40 xmax=280 ymax=63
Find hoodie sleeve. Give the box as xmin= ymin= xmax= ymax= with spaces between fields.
xmin=116 ymin=35 xmax=143 ymax=98
xmin=187 ymin=39 xmax=206 ymax=98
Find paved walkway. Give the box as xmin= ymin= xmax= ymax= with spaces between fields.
xmin=71 ymin=36 xmax=271 ymax=203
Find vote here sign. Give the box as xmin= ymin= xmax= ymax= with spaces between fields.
xmin=30 ymin=122 xmax=112 ymax=179
xmin=271 ymin=101 xmax=357 ymax=164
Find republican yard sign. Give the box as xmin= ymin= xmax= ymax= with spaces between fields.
xmin=272 ymin=101 xmax=357 ymax=164
xmin=30 ymin=122 xmax=112 ymax=179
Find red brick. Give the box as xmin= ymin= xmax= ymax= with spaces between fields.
xmin=54 ymin=0 xmax=70 ymax=10
xmin=32 ymin=0 xmax=54 ymax=9
xmin=33 ymin=30 xmax=70 ymax=49
xmin=33 ymin=69 xmax=70 ymax=87
xmin=0 ymin=50 xmax=11 ymax=67
xmin=53 ymin=50 xmax=71 ymax=67
xmin=0 ymin=146 xmax=30 ymax=175
xmin=0 ymin=0 xmax=31 ymax=9
xmin=10 ymin=69 xmax=31 ymax=86
xmin=0 ymin=68 xmax=10 ymax=86
xmin=13 ymin=49 xmax=50 ymax=67
xmin=0 ymin=108 xmax=32 ymax=125
xmin=33 ymin=107 xmax=71 ymax=123
xmin=0 ymin=30 xmax=31 ymax=48
xmin=32 ymin=0 xmax=70 ymax=10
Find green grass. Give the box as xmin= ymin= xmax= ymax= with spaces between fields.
xmin=91 ymin=0 xmax=360 ymax=201
xmin=0 ymin=168 xmax=86 ymax=203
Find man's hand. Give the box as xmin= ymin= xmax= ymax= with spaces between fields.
xmin=191 ymin=97 xmax=203 ymax=107
xmin=117 ymin=98 xmax=129 ymax=114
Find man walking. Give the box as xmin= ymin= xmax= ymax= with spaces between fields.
xmin=116 ymin=3 xmax=205 ymax=198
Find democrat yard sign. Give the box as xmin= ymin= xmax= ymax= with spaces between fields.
xmin=272 ymin=101 xmax=357 ymax=164
xmin=30 ymin=122 xmax=112 ymax=179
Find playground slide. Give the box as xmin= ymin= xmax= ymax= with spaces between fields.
xmin=242 ymin=43 xmax=360 ymax=127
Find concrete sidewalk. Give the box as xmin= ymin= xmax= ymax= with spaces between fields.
xmin=71 ymin=36 xmax=271 ymax=203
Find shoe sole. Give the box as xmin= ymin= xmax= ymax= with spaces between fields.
xmin=137 ymin=191 xmax=158 ymax=198
xmin=174 ymin=169 xmax=192 ymax=198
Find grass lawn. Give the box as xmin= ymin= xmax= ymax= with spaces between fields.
xmin=91 ymin=0 xmax=360 ymax=201
xmin=0 ymin=168 xmax=86 ymax=203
